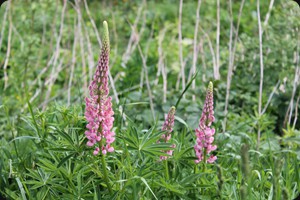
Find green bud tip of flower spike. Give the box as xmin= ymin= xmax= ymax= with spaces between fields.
xmin=208 ymin=81 xmax=213 ymax=92
xmin=170 ymin=106 xmax=176 ymax=113
xmin=102 ymin=21 xmax=110 ymax=51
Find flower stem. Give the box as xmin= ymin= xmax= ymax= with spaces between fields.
xmin=194 ymin=164 xmax=198 ymax=174
xmin=164 ymin=160 xmax=169 ymax=180
xmin=101 ymin=154 xmax=113 ymax=195
xmin=203 ymin=151 xmax=207 ymax=172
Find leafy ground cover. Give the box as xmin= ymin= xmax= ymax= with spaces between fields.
xmin=0 ymin=0 xmax=300 ymax=199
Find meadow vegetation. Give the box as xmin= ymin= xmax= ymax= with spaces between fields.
xmin=0 ymin=0 xmax=299 ymax=199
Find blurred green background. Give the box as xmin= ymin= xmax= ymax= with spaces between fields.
xmin=0 ymin=0 xmax=299 ymax=136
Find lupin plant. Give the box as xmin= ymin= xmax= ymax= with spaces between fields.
xmin=158 ymin=106 xmax=176 ymax=160
xmin=84 ymin=21 xmax=115 ymax=156
xmin=194 ymin=81 xmax=217 ymax=164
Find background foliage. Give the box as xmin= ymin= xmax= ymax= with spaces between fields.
xmin=0 ymin=0 xmax=299 ymax=199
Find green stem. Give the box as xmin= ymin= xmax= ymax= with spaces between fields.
xmin=164 ymin=160 xmax=169 ymax=180
xmin=203 ymin=150 xmax=207 ymax=172
xmin=101 ymin=153 xmax=113 ymax=195
xmin=194 ymin=164 xmax=198 ymax=174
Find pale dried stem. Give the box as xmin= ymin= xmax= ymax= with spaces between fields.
xmin=262 ymin=80 xmax=280 ymax=115
xmin=121 ymin=0 xmax=145 ymax=68
xmin=75 ymin=0 xmax=88 ymax=97
xmin=11 ymin=24 xmax=24 ymax=50
xmin=288 ymin=36 xmax=300 ymax=125
xmin=191 ymin=0 xmax=202 ymax=101
xmin=43 ymin=0 xmax=67 ymax=110
xmin=0 ymin=2 xmax=9 ymax=50
xmin=249 ymin=80 xmax=281 ymax=135
xmin=199 ymin=38 xmax=207 ymax=82
xmin=42 ymin=58 xmax=64 ymax=108
xmin=215 ymin=0 xmax=220 ymax=80
xmin=178 ymin=0 xmax=185 ymax=93
xmin=83 ymin=23 xmax=95 ymax=81
xmin=176 ymin=57 xmax=189 ymax=90
xmin=156 ymin=26 xmax=169 ymax=103
xmin=223 ymin=0 xmax=244 ymax=132
xmin=138 ymin=45 xmax=155 ymax=120
xmin=139 ymin=17 xmax=154 ymax=94
xmin=82 ymin=0 xmax=96 ymax=80
xmin=162 ymin=59 xmax=167 ymax=103
xmin=110 ymin=11 xmax=119 ymax=69
xmin=29 ymin=5 xmax=58 ymax=91
xmin=108 ymin=66 xmax=120 ymax=105
xmin=263 ymin=0 xmax=274 ymax=33
xmin=257 ymin=0 xmax=264 ymax=149
xmin=223 ymin=0 xmax=234 ymax=132
xmin=134 ymin=11 xmax=150 ymax=93
xmin=200 ymin=28 xmax=216 ymax=75
xmin=83 ymin=0 xmax=102 ymax=47
xmin=118 ymin=84 xmax=145 ymax=96
xmin=3 ymin=0 xmax=12 ymax=90
xmin=231 ymin=0 xmax=245 ymax=68
xmin=33 ymin=17 xmax=47 ymax=71
xmin=293 ymin=92 xmax=300 ymax=129
xmin=155 ymin=26 xmax=168 ymax=85
xmin=21 ymin=88 xmax=41 ymax=112
xmin=68 ymin=16 xmax=78 ymax=106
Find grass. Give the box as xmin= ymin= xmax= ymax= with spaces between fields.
xmin=0 ymin=0 xmax=300 ymax=199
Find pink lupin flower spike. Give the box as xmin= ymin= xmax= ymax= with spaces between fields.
xmin=85 ymin=21 xmax=115 ymax=155
xmin=194 ymin=82 xmax=217 ymax=164
xmin=158 ymin=106 xmax=176 ymax=161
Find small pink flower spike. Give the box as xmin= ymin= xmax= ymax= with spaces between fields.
xmin=194 ymin=82 xmax=217 ymax=163
xmin=158 ymin=106 xmax=176 ymax=161
xmin=85 ymin=21 xmax=115 ymax=155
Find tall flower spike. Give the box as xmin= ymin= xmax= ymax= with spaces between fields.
xmin=158 ymin=106 xmax=176 ymax=161
xmin=194 ymin=82 xmax=217 ymax=164
xmin=85 ymin=21 xmax=115 ymax=155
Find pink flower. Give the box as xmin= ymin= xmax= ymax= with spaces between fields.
xmin=194 ymin=82 xmax=217 ymax=163
xmin=158 ymin=106 xmax=176 ymax=161
xmin=85 ymin=21 xmax=115 ymax=155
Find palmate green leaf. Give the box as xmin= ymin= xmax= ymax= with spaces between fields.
xmin=174 ymin=116 xmax=189 ymax=129
xmin=120 ymin=126 xmax=140 ymax=148
xmin=179 ymin=173 xmax=207 ymax=186
xmin=48 ymin=147 xmax=75 ymax=152
xmin=93 ymin=181 xmax=101 ymax=200
xmin=142 ymin=143 xmax=173 ymax=152
xmin=50 ymin=126 xmax=75 ymax=147
xmin=37 ymin=159 xmax=57 ymax=171
xmin=4 ymin=188 xmax=19 ymax=200
xmin=139 ymin=143 xmax=174 ymax=157
xmin=140 ymin=126 xmax=157 ymax=147
xmin=24 ymin=180 xmax=44 ymax=190
xmin=27 ymin=100 xmax=42 ymax=138
xmin=1 ymin=146 xmax=12 ymax=159
xmin=57 ymin=153 xmax=75 ymax=168
xmin=131 ymin=126 xmax=140 ymax=144
xmin=138 ymin=176 xmax=158 ymax=200
xmin=36 ymin=187 xmax=49 ymax=200
xmin=180 ymin=156 xmax=198 ymax=160
xmin=10 ymin=136 xmax=41 ymax=143
xmin=52 ymin=183 xmax=70 ymax=194
xmin=16 ymin=177 xmax=27 ymax=200
xmin=110 ymin=191 xmax=119 ymax=200
xmin=155 ymin=178 xmax=185 ymax=195
xmin=25 ymin=169 xmax=41 ymax=181
xmin=139 ymin=130 xmax=165 ymax=149
xmin=122 ymin=136 xmax=138 ymax=149
xmin=175 ymin=146 xmax=194 ymax=159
